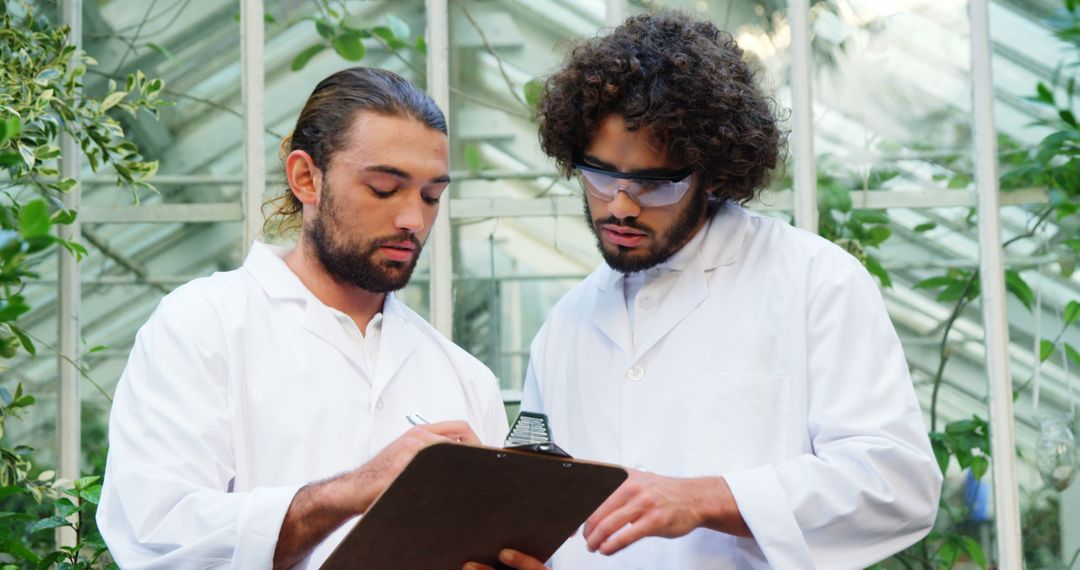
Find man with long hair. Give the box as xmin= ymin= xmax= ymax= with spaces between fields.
xmin=98 ymin=67 xmax=508 ymax=569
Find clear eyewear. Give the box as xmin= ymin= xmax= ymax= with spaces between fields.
xmin=573 ymin=162 xmax=693 ymax=207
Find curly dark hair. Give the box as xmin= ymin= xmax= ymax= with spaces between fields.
xmin=537 ymin=12 xmax=783 ymax=204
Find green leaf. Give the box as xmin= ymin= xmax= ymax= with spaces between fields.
xmin=1037 ymin=81 xmax=1056 ymax=105
xmin=387 ymin=14 xmax=410 ymax=39
xmin=314 ymin=18 xmax=334 ymax=39
xmin=415 ymin=36 xmax=427 ymax=55
xmin=914 ymin=276 xmax=955 ymax=290
xmin=0 ymin=116 xmax=21 ymax=145
xmin=524 ymin=79 xmax=543 ymax=108
xmin=0 ymin=539 xmax=39 ymax=563
xmin=28 ymin=516 xmax=69 ymax=534
xmin=18 ymin=199 xmax=50 ymax=238
xmin=1063 ymin=109 xmax=1079 ymax=129
xmin=865 ymin=225 xmax=891 ymax=247
xmin=146 ymin=42 xmax=174 ymax=60
xmin=34 ymin=145 xmax=60 ymax=160
xmin=1004 ymin=270 xmax=1035 ymax=311
xmin=938 ymin=537 xmax=960 ymax=566
xmin=1065 ymin=343 xmax=1080 ymax=368
xmin=958 ymin=536 xmax=986 ymax=569
xmin=34 ymin=68 xmax=60 ymax=83
xmin=850 ymin=210 xmax=890 ymax=225
xmin=89 ymin=344 xmax=108 ymax=353
xmin=864 ymin=255 xmax=891 ymax=288
xmin=18 ymin=143 xmax=35 ymax=169
xmin=1041 ymin=339 xmax=1056 ymax=362
xmin=100 ymin=91 xmax=127 ymax=113
xmin=970 ymin=455 xmax=989 ymax=480
xmin=332 ymin=32 xmax=365 ymax=61
xmin=913 ymin=222 xmax=937 ymax=233
xmin=1066 ymin=300 xmax=1080 ymax=327
xmin=50 ymin=209 xmax=77 ymax=225
xmin=372 ymin=26 xmax=394 ymax=42
xmin=78 ymin=484 xmax=101 ymax=505
xmin=290 ymin=44 xmax=326 ymax=71
xmin=0 ymin=151 xmax=20 ymax=168
xmin=74 ymin=475 xmax=101 ymax=490
xmin=9 ymin=326 xmax=35 ymax=356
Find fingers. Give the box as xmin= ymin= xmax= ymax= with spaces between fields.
xmin=584 ymin=476 xmax=637 ymax=537
xmin=461 ymin=550 xmax=547 ymax=570
xmin=422 ymin=420 xmax=483 ymax=445
xmin=498 ymin=549 xmax=549 ymax=570
xmin=595 ymin=516 xmax=654 ymax=555
xmin=584 ymin=501 xmax=641 ymax=552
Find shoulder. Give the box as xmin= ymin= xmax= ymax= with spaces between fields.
xmin=391 ymin=298 xmax=497 ymax=382
xmin=739 ymin=209 xmax=869 ymax=283
xmin=146 ymin=266 xmax=254 ymax=335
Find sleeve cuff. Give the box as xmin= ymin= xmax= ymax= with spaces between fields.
xmin=233 ymin=485 xmax=303 ymax=568
xmin=724 ymin=466 xmax=814 ymax=569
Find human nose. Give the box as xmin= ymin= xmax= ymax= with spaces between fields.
xmin=606 ymin=185 xmax=642 ymax=220
xmin=395 ymin=193 xmax=426 ymax=234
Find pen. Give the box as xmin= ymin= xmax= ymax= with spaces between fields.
xmin=406 ymin=413 xmax=431 ymax=426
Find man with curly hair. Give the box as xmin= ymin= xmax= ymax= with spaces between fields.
xmin=469 ymin=12 xmax=942 ymax=570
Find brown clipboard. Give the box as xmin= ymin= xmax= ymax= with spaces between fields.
xmin=320 ymin=442 xmax=627 ymax=569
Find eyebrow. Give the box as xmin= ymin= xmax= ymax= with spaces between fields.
xmin=581 ymin=154 xmax=684 ymax=177
xmin=364 ymin=164 xmax=452 ymax=185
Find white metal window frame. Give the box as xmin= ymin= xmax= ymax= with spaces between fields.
xmin=52 ymin=0 xmax=1024 ymax=562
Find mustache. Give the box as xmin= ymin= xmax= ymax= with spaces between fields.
xmin=370 ymin=233 xmax=423 ymax=249
xmin=593 ymin=216 xmax=653 ymax=236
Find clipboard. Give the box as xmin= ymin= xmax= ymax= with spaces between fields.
xmin=321 ymin=415 xmax=627 ymax=569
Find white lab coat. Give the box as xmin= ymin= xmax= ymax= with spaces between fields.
xmin=523 ymin=204 xmax=942 ymax=569
xmin=98 ymin=242 xmax=508 ymax=569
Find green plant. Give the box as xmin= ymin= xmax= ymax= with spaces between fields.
xmin=0 ymin=0 xmax=164 ymax=566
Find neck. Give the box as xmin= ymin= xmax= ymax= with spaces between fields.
xmin=284 ymin=236 xmax=386 ymax=334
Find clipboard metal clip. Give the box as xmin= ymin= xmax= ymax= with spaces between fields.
xmin=504 ymin=412 xmax=572 ymax=458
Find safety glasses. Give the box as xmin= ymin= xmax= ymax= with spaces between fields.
xmin=573 ymin=162 xmax=693 ymax=207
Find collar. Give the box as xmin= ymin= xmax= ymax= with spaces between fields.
xmin=243 ymin=241 xmax=401 ymax=315
xmin=595 ymin=202 xmax=750 ymax=292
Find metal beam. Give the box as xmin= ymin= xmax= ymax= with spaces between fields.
xmin=605 ymin=0 xmax=623 ymax=27
xmin=57 ymin=0 xmax=82 ymax=550
xmin=972 ymin=0 xmax=1023 ymax=566
xmin=788 ymin=0 xmax=817 ymax=233
xmin=77 ymin=187 xmax=1052 ymax=224
xmin=428 ymin=0 xmax=453 ymax=338
xmin=240 ymin=0 xmax=265 ymax=253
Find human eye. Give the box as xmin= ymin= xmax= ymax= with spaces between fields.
xmin=368 ymin=185 xmax=396 ymax=198
xmin=422 ymin=183 xmax=448 ymax=205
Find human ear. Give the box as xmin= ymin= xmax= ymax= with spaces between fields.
xmin=285 ymin=150 xmax=322 ymax=207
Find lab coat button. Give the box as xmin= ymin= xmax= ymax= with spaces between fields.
xmin=375 ymin=399 xmax=384 ymax=410
xmin=627 ymin=366 xmax=644 ymax=381
xmin=639 ymin=296 xmax=653 ymax=310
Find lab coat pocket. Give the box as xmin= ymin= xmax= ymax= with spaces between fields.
xmin=684 ymin=373 xmax=791 ymax=476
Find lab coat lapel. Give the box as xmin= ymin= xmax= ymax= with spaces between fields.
xmin=301 ymin=302 xmax=370 ymax=378
xmin=371 ymin=295 xmax=417 ymax=404
xmin=632 ymin=252 xmax=709 ymax=360
xmin=592 ymin=268 xmax=634 ymax=356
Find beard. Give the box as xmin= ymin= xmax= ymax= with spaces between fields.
xmin=585 ymin=187 xmax=708 ymax=274
xmin=306 ymin=180 xmax=423 ymax=293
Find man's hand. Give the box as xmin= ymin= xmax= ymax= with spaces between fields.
xmin=463 ymin=549 xmax=549 ymax=570
xmin=582 ymin=470 xmax=751 ymax=556
xmin=274 ymin=421 xmax=481 ymax=569
xmin=340 ymin=421 xmax=482 ymax=513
